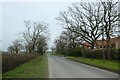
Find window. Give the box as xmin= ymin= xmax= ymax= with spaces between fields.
xmin=104 ymin=46 xmax=105 ymax=48
xmin=100 ymin=46 xmax=102 ymax=48
xmin=111 ymin=44 xmax=115 ymax=48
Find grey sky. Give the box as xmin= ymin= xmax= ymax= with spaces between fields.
xmin=1 ymin=2 xmax=74 ymax=51
xmin=0 ymin=0 xmax=107 ymax=51
xmin=0 ymin=3 xmax=2 ymax=51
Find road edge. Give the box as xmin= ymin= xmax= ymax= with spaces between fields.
xmin=66 ymin=57 xmax=119 ymax=75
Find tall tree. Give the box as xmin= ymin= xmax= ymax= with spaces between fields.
xmin=62 ymin=30 xmax=82 ymax=50
xmin=56 ymin=2 xmax=103 ymax=50
xmin=22 ymin=20 xmax=48 ymax=53
xmin=36 ymin=35 xmax=47 ymax=55
xmin=101 ymin=0 xmax=120 ymax=59
xmin=54 ymin=35 xmax=67 ymax=55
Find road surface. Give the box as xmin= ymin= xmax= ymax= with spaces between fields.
xmin=47 ymin=54 xmax=118 ymax=78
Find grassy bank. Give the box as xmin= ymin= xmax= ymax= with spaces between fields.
xmin=66 ymin=57 xmax=119 ymax=73
xmin=3 ymin=54 xmax=48 ymax=78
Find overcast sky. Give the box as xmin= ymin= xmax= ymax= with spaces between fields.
xmin=0 ymin=0 xmax=109 ymax=51
xmin=1 ymin=2 xmax=74 ymax=51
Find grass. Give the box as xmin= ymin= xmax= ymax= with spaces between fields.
xmin=66 ymin=57 xmax=119 ymax=73
xmin=2 ymin=54 xmax=48 ymax=78
xmin=50 ymin=52 xmax=56 ymax=55
xmin=50 ymin=53 xmax=64 ymax=57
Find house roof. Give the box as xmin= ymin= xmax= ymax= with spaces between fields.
xmin=82 ymin=42 xmax=91 ymax=47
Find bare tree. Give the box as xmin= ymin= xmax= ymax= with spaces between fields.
xmin=51 ymin=46 xmax=56 ymax=52
xmin=56 ymin=2 xmax=103 ymax=50
xmin=8 ymin=46 xmax=14 ymax=53
xmin=8 ymin=39 xmax=23 ymax=54
xmin=36 ymin=35 xmax=47 ymax=55
xmin=54 ymin=35 xmax=67 ymax=55
xmin=22 ymin=20 xmax=48 ymax=53
xmin=101 ymin=0 xmax=120 ymax=60
xmin=62 ymin=30 xmax=82 ymax=50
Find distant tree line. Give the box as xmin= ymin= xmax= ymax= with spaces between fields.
xmin=8 ymin=20 xmax=49 ymax=55
xmin=54 ymin=0 xmax=120 ymax=60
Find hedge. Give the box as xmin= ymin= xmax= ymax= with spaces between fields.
xmin=2 ymin=53 xmax=38 ymax=73
xmin=66 ymin=47 xmax=82 ymax=57
xmin=83 ymin=48 xmax=120 ymax=60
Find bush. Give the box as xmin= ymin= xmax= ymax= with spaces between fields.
xmin=82 ymin=49 xmax=93 ymax=58
xmin=110 ymin=48 xmax=120 ymax=60
xmin=92 ymin=50 xmax=104 ymax=59
xmin=67 ymin=47 xmax=82 ymax=57
xmin=83 ymin=48 xmax=120 ymax=60
xmin=2 ymin=53 xmax=38 ymax=73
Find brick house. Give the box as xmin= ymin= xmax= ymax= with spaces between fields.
xmin=82 ymin=36 xmax=120 ymax=49
xmin=95 ymin=36 xmax=120 ymax=49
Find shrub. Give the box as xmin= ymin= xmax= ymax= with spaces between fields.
xmin=92 ymin=50 xmax=103 ymax=59
xmin=83 ymin=48 xmax=120 ymax=60
xmin=82 ymin=49 xmax=92 ymax=58
xmin=2 ymin=53 xmax=38 ymax=73
xmin=110 ymin=48 xmax=120 ymax=60
xmin=67 ymin=47 xmax=82 ymax=57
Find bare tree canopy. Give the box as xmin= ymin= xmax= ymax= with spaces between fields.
xmin=56 ymin=0 xmax=120 ymax=50
xmin=8 ymin=39 xmax=23 ymax=54
xmin=22 ymin=20 xmax=49 ymax=53
xmin=101 ymin=0 xmax=120 ymax=59
xmin=36 ymin=35 xmax=47 ymax=55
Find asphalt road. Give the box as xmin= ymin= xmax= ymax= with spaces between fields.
xmin=47 ymin=54 xmax=118 ymax=78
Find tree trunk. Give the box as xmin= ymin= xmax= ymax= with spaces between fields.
xmin=91 ymin=42 xmax=95 ymax=50
xmin=32 ymin=44 xmax=35 ymax=53
xmin=16 ymin=51 xmax=19 ymax=54
xmin=106 ymin=37 xmax=111 ymax=60
xmin=90 ymin=43 xmax=95 ymax=61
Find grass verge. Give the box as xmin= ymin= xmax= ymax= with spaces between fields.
xmin=66 ymin=57 xmax=119 ymax=73
xmin=2 ymin=54 xmax=48 ymax=78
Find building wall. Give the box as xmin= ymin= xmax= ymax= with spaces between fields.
xmin=82 ymin=37 xmax=120 ymax=50
xmin=116 ymin=38 xmax=120 ymax=49
xmin=95 ymin=37 xmax=120 ymax=49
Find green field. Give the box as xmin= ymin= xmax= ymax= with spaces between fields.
xmin=3 ymin=54 xmax=48 ymax=78
xmin=67 ymin=57 xmax=119 ymax=73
